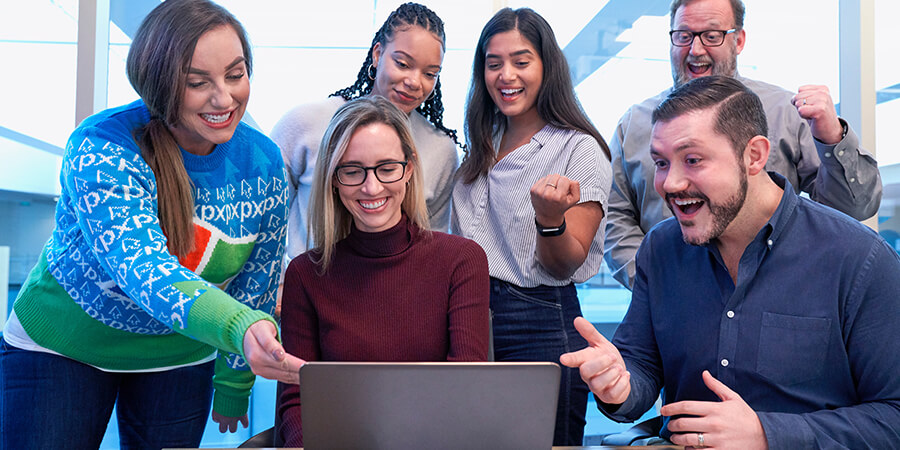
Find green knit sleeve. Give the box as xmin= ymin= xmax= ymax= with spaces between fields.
xmin=212 ymin=355 xmax=256 ymax=417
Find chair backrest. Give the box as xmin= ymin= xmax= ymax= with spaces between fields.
xmin=237 ymin=426 xmax=275 ymax=448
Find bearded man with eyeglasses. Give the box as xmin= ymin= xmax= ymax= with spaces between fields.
xmin=603 ymin=0 xmax=883 ymax=290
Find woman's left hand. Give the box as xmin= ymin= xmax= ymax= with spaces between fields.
xmin=211 ymin=411 xmax=249 ymax=433
xmin=530 ymin=174 xmax=580 ymax=226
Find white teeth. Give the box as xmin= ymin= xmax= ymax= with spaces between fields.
xmin=201 ymin=112 xmax=231 ymax=123
xmin=674 ymin=198 xmax=702 ymax=206
xmin=359 ymin=198 xmax=387 ymax=210
xmin=501 ymin=88 xmax=523 ymax=95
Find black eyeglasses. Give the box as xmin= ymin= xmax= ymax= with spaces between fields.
xmin=669 ymin=29 xmax=736 ymax=47
xmin=334 ymin=160 xmax=408 ymax=186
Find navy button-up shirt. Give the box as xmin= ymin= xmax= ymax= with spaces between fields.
xmin=603 ymin=173 xmax=900 ymax=449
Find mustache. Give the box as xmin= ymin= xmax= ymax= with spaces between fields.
xmin=685 ymin=55 xmax=713 ymax=65
xmin=666 ymin=191 xmax=710 ymax=203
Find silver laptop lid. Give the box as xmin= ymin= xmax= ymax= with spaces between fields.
xmin=299 ymin=361 xmax=560 ymax=450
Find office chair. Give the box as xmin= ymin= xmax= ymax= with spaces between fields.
xmin=599 ymin=415 xmax=664 ymax=446
xmin=238 ymin=426 xmax=275 ymax=448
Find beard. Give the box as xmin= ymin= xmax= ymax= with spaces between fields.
xmin=671 ymin=41 xmax=739 ymax=88
xmin=666 ymin=166 xmax=748 ymax=246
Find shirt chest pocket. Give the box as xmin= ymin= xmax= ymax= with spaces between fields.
xmin=756 ymin=312 xmax=832 ymax=386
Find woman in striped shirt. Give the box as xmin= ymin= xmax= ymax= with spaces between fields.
xmin=452 ymin=7 xmax=613 ymax=446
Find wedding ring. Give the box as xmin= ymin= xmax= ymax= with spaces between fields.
xmin=698 ymin=432 xmax=705 ymax=447
xmin=546 ymin=183 xmax=557 ymax=188
xmin=802 ymin=98 xmax=807 ymax=105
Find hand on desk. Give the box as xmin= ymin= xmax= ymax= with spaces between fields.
xmin=211 ymin=411 xmax=248 ymax=433
xmin=662 ymin=370 xmax=767 ymax=450
xmin=559 ymin=317 xmax=631 ymax=405
xmin=243 ymin=320 xmax=305 ymax=384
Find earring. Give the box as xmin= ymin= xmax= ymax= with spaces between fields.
xmin=367 ymin=64 xmax=376 ymax=80
xmin=426 ymin=89 xmax=436 ymax=102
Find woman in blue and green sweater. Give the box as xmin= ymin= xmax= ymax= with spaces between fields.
xmin=0 ymin=1 xmax=303 ymax=448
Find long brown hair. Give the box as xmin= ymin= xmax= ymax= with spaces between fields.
xmin=126 ymin=0 xmax=252 ymax=257
xmin=459 ymin=7 xmax=610 ymax=185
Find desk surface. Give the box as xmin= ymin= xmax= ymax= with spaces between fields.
xmin=174 ymin=447 xmax=683 ymax=449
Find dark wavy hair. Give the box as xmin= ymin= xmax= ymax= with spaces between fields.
xmin=127 ymin=0 xmax=252 ymax=257
xmin=330 ymin=2 xmax=458 ymax=145
xmin=458 ymin=7 xmax=610 ymax=185
xmin=653 ymin=75 xmax=767 ymax=157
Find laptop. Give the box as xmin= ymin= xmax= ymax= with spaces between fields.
xmin=299 ymin=361 xmax=560 ymax=450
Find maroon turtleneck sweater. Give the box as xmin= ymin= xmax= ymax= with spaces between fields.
xmin=276 ymin=215 xmax=490 ymax=446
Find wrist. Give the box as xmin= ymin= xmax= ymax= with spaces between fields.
xmin=535 ymin=216 xmax=566 ymax=237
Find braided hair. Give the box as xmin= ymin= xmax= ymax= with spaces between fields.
xmin=330 ymin=2 xmax=459 ymax=145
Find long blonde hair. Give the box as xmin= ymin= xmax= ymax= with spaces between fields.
xmin=126 ymin=0 xmax=252 ymax=257
xmin=308 ymin=96 xmax=430 ymax=270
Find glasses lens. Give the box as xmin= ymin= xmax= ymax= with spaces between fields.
xmin=375 ymin=162 xmax=406 ymax=183
xmin=701 ymin=31 xmax=724 ymax=46
xmin=337 ymin=166 xmax=365 ymax=185
xmin=671 ymin=31 xmax=694 ymax=46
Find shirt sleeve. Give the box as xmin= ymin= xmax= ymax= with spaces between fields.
xmin=270 ymin=105 xmax=315 ymax=261
xmin=603 ymin=109 xmax=644 ymax=290
xmin=598 ymin=233 xmax=664 ymax=422
xmin=802 ymin=120 xmax=882 ymax=220
xmin=212 ymin=159 xmax=289 ymax=417
xmin=756 ymin=238 xmax=900 ymax=449
xmin=425 ymin=138 xmax=459 ymax=233
xmin=276 ymin=256 xmax=322 ymax=446
xmin=63 ymin=130 xmax=272 ymax=353
xmin=446 ymin=239 xmax=490 ymax=361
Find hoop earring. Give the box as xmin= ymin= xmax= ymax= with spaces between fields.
xmin=426 ymin=89 xmax=437 ymax=102
xmin=367 ymin=64 xmax=376 ymax=80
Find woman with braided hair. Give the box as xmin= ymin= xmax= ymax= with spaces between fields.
xmin=271 ymin=2 xmax=459 ymax=265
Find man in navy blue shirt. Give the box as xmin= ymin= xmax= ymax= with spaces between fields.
xmin=562 ymin=76 xmax=900 ymax=449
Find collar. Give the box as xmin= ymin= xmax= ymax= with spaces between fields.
xmin=345 ymin=213 xmax=415 ymax=258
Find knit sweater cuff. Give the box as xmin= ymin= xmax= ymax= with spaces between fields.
xmin=212 ymin=356 xmax=255 ymax=417
xmin=176 ymin=280 xmax=276 ymax=356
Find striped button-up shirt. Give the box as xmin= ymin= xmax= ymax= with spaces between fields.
xmin=452 ymin=125 xmax=612 ymax=287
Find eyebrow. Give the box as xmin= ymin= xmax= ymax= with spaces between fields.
xmin=650 ymin=141 xmax=695 ymax=157
xmin=339 ymin=158 xmax=404 ymax=166
xmin=188 ymin=56 xmax=246 ymax=75
xmin=485 ymin=49 xmax=534 ymax=59
xmin=392 ymin=50 xmax=441 ymax=70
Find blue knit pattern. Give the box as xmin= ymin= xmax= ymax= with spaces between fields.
xmin=46 ymin=100 xmax=287 ymax=344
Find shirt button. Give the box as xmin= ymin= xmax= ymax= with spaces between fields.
xmin=767 ymin=239 xmax=773 ymax=247
xmin=838 ymin=150 xmax=845 ymax=156
xmin=849 ymin=177 xmax=856 ymax=183
xmin=824 ymin=152 xmax=832 ymax=158
xmin=721 ymin=359 xmax=729 ymax=367
xmin=726 ymin=310 xmax=735 ymax=318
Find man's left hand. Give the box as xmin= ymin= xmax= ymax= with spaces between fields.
xmin=211 ymin=411 xmax=249 ymax=433
xmin=792 ymin=85 xmax=844 ymax=145
xmin=661 ymin=371 xmax=767 ymax=450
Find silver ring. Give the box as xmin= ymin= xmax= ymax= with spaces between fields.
xmin=802 ymin=98 xmax=807 ymax=105
xmin=698 ymin=432 xmax=705 ymax=447
xmin=546 ymin=183 xmax=557 ymax=188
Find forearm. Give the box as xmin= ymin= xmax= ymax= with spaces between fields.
xmin=758 ymin=401 xmax=900 ymax=449
xmin=536 ymin=230 xmax=591 ymax=280
xmin=447 ymin=243 xmax=491 ymax=361
xmin=535 ymin=201 xmax=603 ymax=280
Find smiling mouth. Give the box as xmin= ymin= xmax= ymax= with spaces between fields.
xmin=672 ymin=197 xmax=705 ymax=215
xmin=500 ymin=88 xmax=523 ymax=99
xmin=687 ymin=62 xmax=711 ymax=75
xmin=359 ymin=198 xmax=387 ymax=210
xmin=394 ymin=90 xmax=417 ymax=103
xmin=201 ymin=111 xmax=232 ymax=124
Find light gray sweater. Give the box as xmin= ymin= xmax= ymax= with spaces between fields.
xmin=270 ymin=96 xmax=459 ymax=260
